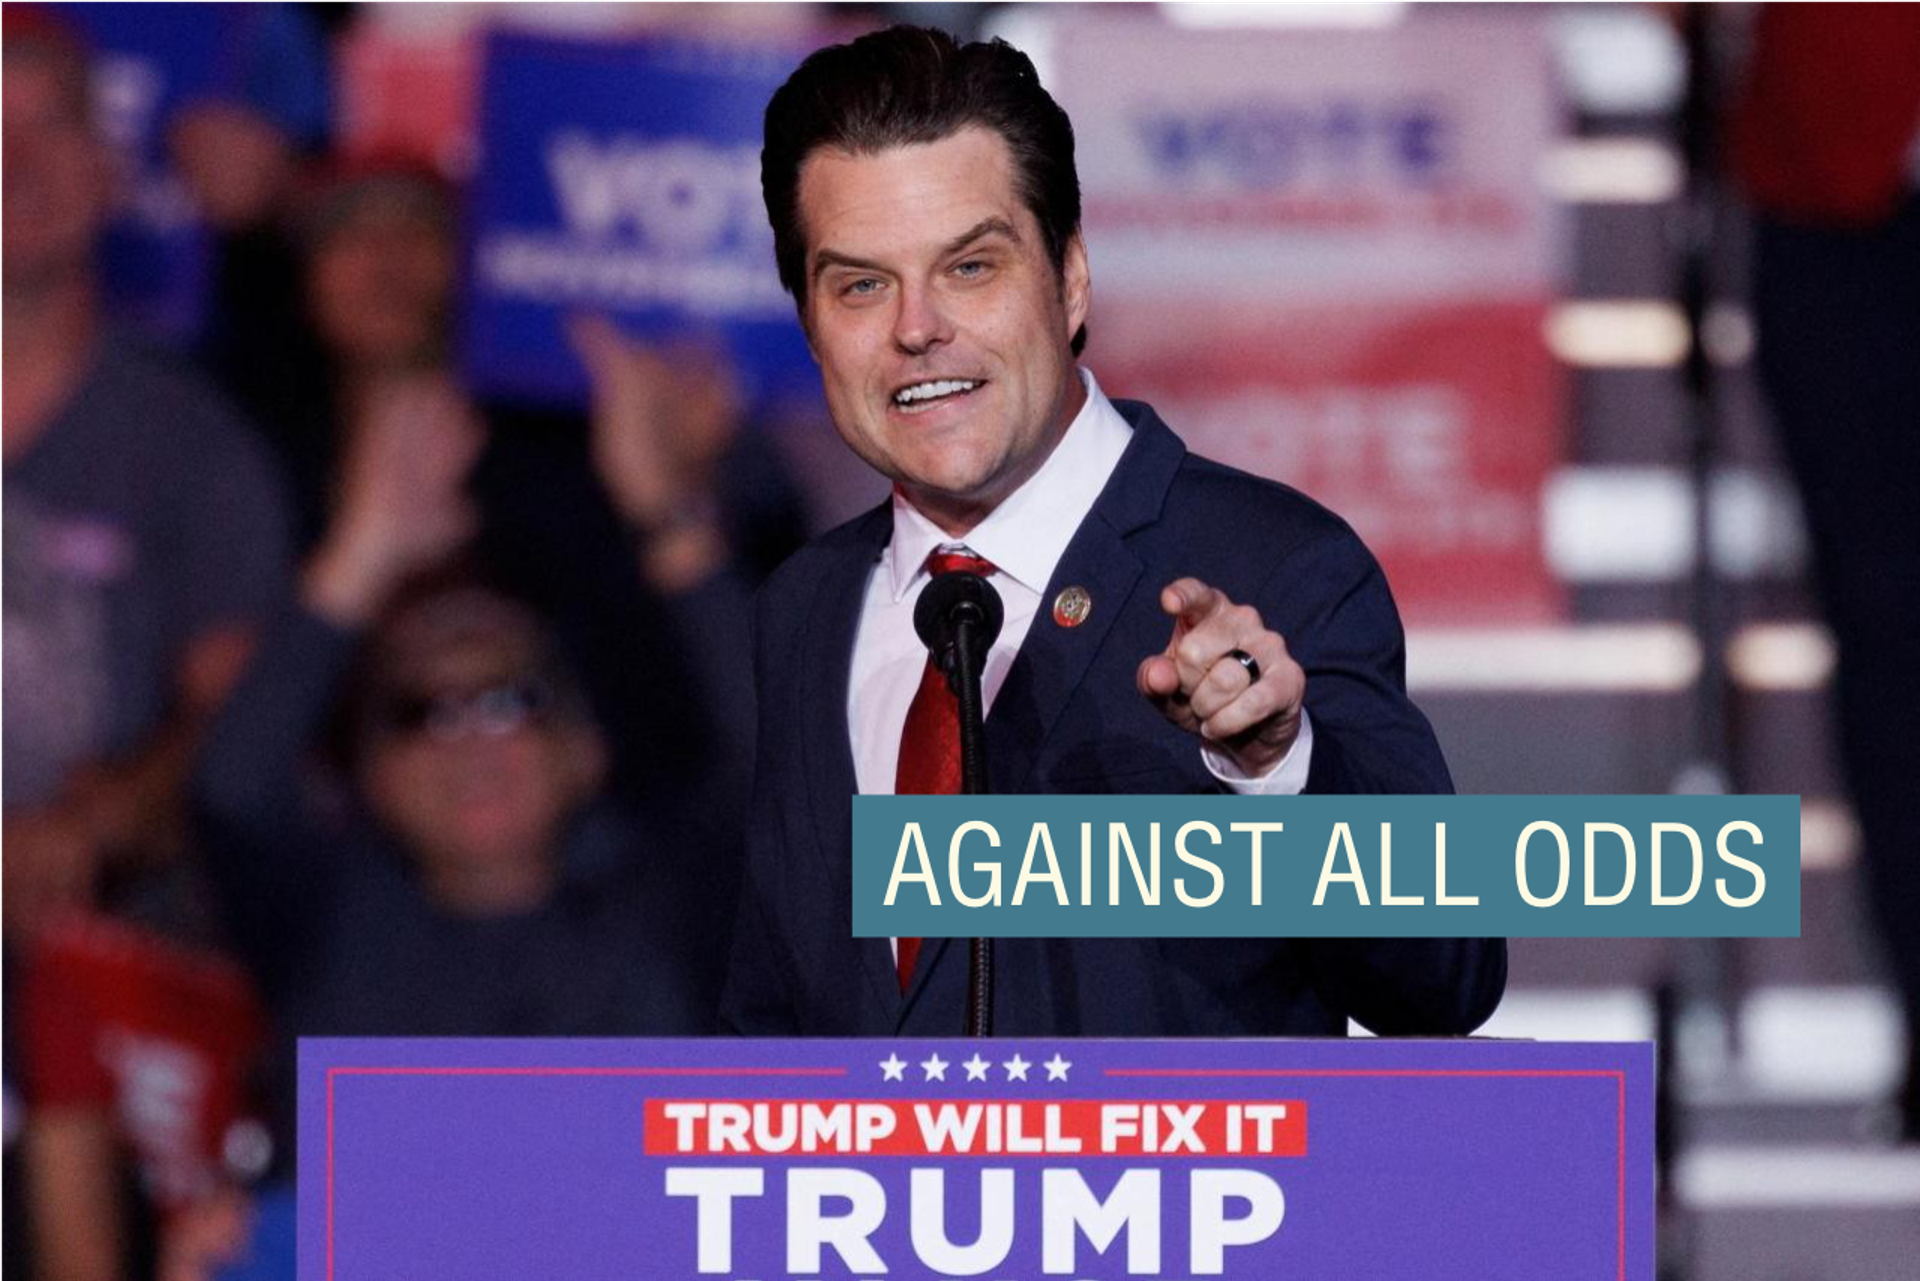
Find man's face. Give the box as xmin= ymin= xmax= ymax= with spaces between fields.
xmin=2 ymin=52 xmax=111 ymax=294
xmin=308 ymin=197 xmax=456 ymax=371
xmin=796 ymin=127 xmax=1089 ymax=533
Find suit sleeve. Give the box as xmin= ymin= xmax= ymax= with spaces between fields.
xmin=717 ymin=586 xmax=800 ymax=1034
xmin=1266 ymin=529 xmax=1449 ymax=795
xmin=1264 ymin=529 xmax=1506 ymax=1034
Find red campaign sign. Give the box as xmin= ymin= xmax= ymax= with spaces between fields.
xmin=1096 ymin=297 xmax=1565 ymax=625
xmin=643 ymin=1098 xmax=1308 ymax=1158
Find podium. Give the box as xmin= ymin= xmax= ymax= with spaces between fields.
xmin=302 ymin=1036 xmax=1651 ymax=1279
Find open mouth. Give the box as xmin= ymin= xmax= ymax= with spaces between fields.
xmin=892 ymin=378 xmax=984 ymax=412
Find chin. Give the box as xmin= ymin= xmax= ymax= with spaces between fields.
xmin=903 ymin=473 xmax=997 ymax=515
xmin=900 ymin=443 xmax=1000 ymax=493
xmin=447 ymin=814 xmax=539 ymax=853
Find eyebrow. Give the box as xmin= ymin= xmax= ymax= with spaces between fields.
xmin=810 ymin=217 xmax=1023 ymax=286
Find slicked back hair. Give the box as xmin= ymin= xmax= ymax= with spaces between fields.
xmin=762 ymin=24 xmax=1087 ymax=354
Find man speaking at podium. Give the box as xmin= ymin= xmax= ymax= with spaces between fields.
xmin=721 ymin=26 xmax=1505 ymax=1037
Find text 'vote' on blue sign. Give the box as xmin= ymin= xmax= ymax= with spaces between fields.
xmin=851 ymin=795 xmax=1799 ymax=939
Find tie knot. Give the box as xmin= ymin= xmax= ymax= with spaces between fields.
xmin=926 ymin=549 xmax=996 ymax=578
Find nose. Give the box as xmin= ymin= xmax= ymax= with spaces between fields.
xmin=890 ymin=279 xmax=952 ymax=355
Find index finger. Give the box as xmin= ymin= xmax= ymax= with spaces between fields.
xmin=1160 ymin=577 xmax=1225 ymax=628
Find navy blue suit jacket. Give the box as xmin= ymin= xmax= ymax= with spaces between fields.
xmin=722 ymin=401 xmax=1505 ymax=1036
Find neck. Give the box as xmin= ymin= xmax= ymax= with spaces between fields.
xmin=337 ymin=351 xmax=446 ymax=408
xmin=3 ymin=277 xmax=96 ymax=461
xmin=425 ymin=846 xmax=559 ymax=917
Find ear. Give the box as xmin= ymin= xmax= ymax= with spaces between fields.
xmin=1061 ymin=232 xmax=1091 ymax=341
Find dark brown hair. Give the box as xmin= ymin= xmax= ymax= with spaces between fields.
xmin=762 ymin=25 xmax=1086 ymax=354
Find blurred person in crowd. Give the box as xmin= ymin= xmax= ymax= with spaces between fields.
xmin=163 ymin=3 xmax=331 ymax=232
xmin=161 ymin=2 xmax=334 ymax=438
xmin=257 ymin=158 xmax=461 ymax=550
xmin=236 ymin=158 xmax=805 ymax=970
xmin=276 ymin=160 xmax=804 ymax=812
xmin=270 ymin=154 xmax=810 ymax=578
xmin=183 ymin=378 xmax=724 ymax=1276
xmin=14 ymin=916 xmax=269 ymax=1281
xmin=1733 ymin=5 xmax=1920 ymax=1142
xmin=723 ymin=27 xmax=1503 ymax=1037
xmin=3 ymin=9 xmax=292 ymax=1278
xmin=39 ymin=2 xmax=332 ymax=351
xmin=1 ymin=7 xmax=291 ymax=934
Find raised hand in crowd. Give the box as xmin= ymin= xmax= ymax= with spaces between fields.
xmin=303 ymin=372 xmax=484 ymax=625
xmin=569 ymin=314 xmax=741 ymax=593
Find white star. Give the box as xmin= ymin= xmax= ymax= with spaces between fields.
xmin=879 ymin=1053 xmax=907 ymax=1081
xmin=1003 ymin=1053 xmax=1031 ymax=1082
xmin=962 ymin=1053 xmax=991 ymax=1082
xmin=920 ymin=1053 xmax=949 ymax=1082
xmin=1043 ymin=1053 xmax=1072 ymax=1082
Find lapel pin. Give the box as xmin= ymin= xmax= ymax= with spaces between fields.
xmin=1052 ymin=586 xmax=1092 ymax=628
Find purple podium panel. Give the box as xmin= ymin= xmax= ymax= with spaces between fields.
xmin=301 ymin=1037 xmax=1651 ymax=1280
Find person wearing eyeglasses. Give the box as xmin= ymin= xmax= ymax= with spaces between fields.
xmin=185 ymin=380 xmax=722 ymax=1252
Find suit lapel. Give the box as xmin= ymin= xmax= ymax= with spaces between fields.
xmin=988 ymin=401 xmax=1187 ymax=792
xmin=799 ymin=505 xmax=905 ymax=1025
xmin=987 ymin=522 xmax=1143 ymax=792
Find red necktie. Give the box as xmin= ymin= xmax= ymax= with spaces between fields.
xmin=893 ymin=550 xmax=996 ymax=991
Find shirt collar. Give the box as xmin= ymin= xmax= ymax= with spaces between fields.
xmin=886 ymin=368 xmax=1134 ymax=601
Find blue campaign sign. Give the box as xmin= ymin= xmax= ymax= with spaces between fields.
xmin=462 ymin=31 xmax=820 ymax=414
xmin=303 ymin=1036 xmax=1652 ymax=1280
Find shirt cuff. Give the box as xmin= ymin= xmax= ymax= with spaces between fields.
xmin=1201 ymin=707 xmax=1313 ymax=796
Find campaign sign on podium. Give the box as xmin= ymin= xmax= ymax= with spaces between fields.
xmin=301 ymin=1037 xmax=1650 ymax=1279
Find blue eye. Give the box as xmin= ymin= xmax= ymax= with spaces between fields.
xmin=843 ymin=277 xmax=882 ymax=297
xmin=954 ymin=260 xmax=987 ymax=278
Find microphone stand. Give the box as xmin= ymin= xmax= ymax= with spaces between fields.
xmin=949 ymin=611 xmax=993 ymax=1037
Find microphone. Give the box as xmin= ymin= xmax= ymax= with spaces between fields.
xmin=912 ymin=569 xmax=1003 ymax=1038
xmin=913 ymin=570 xmax=1005 ymax=690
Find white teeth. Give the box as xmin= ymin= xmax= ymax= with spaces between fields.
xmin=894 ymin=379 xmax=979 ymax=405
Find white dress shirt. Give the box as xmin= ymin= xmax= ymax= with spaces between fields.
xmin=847 ymin=368 xmax=1313 ymax=801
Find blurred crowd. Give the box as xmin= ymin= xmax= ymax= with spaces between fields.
xmin=3 ymin=5 xmax=812 ymax=1277
xmin=4 ymin=2 xmax=1919 ymax=1279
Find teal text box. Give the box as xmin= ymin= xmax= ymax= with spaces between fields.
xmin=851 ymin=795 xmax=1800 ymax=938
